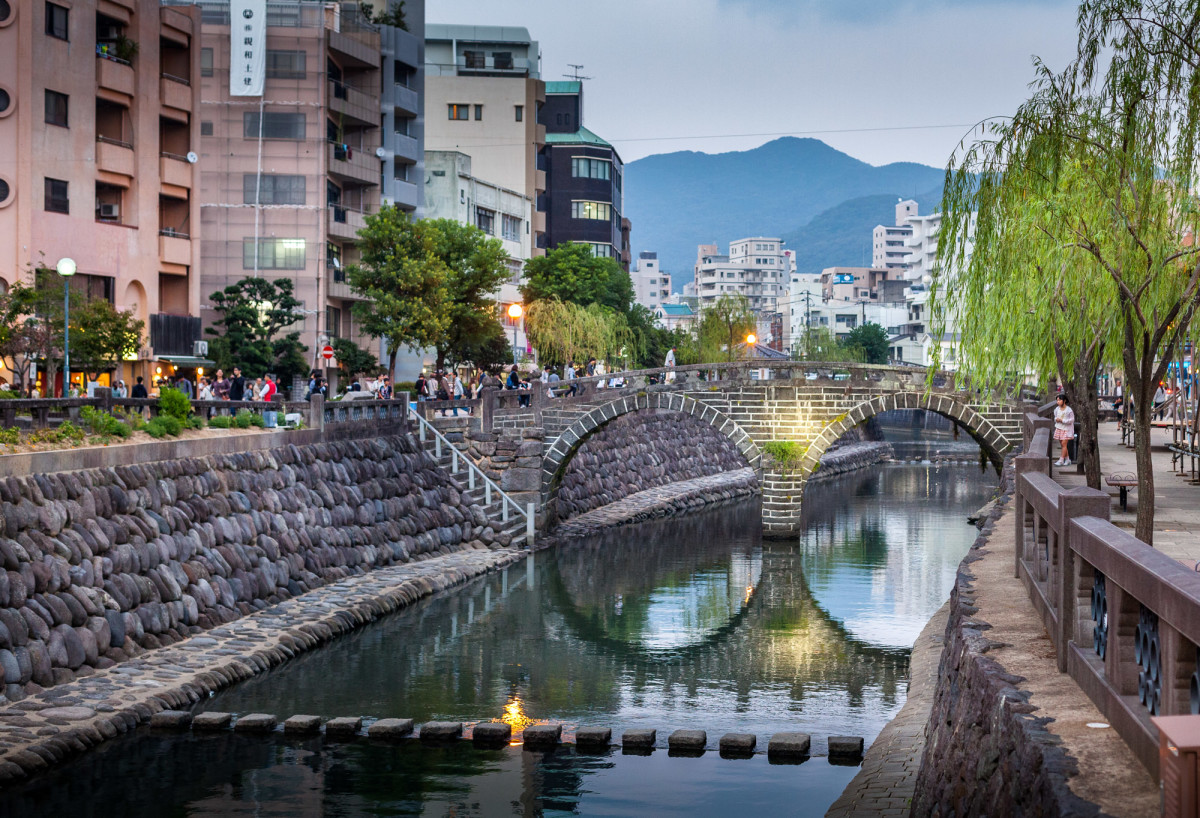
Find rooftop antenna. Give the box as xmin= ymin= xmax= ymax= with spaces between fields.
xmin=564 ymin=64 xmax=592 ymax=81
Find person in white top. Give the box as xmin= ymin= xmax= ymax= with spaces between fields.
xmin=1053 ymin=394 xmax=1075 ymax=467
xmin=664 ymin=346 xmax=676 ymax=383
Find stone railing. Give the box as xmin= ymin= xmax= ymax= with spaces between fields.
xmin=320 ymin=393 xmax=410 ymax=427
xmin=1013 ymin=411 xmax=1200 ymax=777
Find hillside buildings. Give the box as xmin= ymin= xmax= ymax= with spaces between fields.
xmin=693 ymin=238 xmax=790 ymax=313
xmin=0 ymin=0 xmax=203 ymax=393
xmin=872 ymin=199 xmax=917 ymax=272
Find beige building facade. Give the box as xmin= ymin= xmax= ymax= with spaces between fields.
xmin=0 ymin=0 xmax=202 ymax=392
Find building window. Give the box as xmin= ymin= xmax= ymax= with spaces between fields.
xmin=474 ymin=104 xmax=483 ymax=121
xmin=242 ymin=238 xmax=306 ymax=270
xmin=45 ymin=2 xmax=68 ymax=40
xmin=514 ymin=105 xmax=523 ymax=122
xmin=243 ymin=174 xmax=306 ymax=205
xmin=448 ymin=103 xmax=469 ymax=121
xmin=44 ymin=90 xmax=67 ymax=127
xmin=492 ymin=51 xmax=513 ymax=70
xmin=200 ymin=48 xmax=213 ymax=77
xmin=243 ymin=111 xmax=305 ymax=139
xmin=502 ymin=214 xmax=521 ymax=242
xmin=266 ymin=50 xmax=306 ymax=79
xmin=571 ymin=201 xmax=611 ymax=221
xmin=326 ymin=306 xmax=341 ymax=339
xmin=588 ymin=243 xmax=614 ymax=258
xmin=394 ymin=162 xmax=412 ymax=181
xmin=463 ymin=50 xmax=484 ymax=69
xmin=44 ymin=177 xmax=68 ymax=213
xmin=394 ymin=115 xmax=412 ymax=136
xmin=393 ymin=62 xmax=413 ymax=87
xmin=571 ymin=157 xmax=611 ymax=181
xmin=476 ymin=207 xmax=495 ymax=235
xmin=201 ymin=121 xmax=213 ymax=136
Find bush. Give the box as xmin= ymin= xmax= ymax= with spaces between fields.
xmin=113 ymin=407 xmax=147 ymax=431
xmin=184 ymin=415 xmax=204 ymax=430
xmin=208 ymin=415 xmax=233 ymax=429
xmin=80 ymin=406 xmax=132 ymax=438
xmin=0 ymin=427 xmax=19 ymax=446
xmin=158 ymin=387 xmax=192 ymax=420
xmin=763 ymin=440 xmax=807 ymax=474
xmin=145 ymin=414 xmax=183 ymax=438
xmin=248 ymin=412 xmax=265 ymax=428
xmin=233 ymin=410 xmax=253 ymax=429
xmin=29 ymin=421 xmax=87 ymax=446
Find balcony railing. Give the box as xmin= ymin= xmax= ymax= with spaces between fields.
xmin=97 ymin=134 xmax=133 ymax=149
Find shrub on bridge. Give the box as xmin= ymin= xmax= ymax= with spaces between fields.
xmin=763 ymin=440 xmax=807 ymax=474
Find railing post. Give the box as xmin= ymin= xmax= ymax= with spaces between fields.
xmin=1014 ymin=429 xmax=1051 ymax=578
xmin=481 ymin=384 xmax=497 ymax=431
xmin=502 ymin=497 xmax=509 ymax=523
xmin=1057 ymin=487 xmax=1110 ymax=673
xmin=96 ymin=386 xmax=113 ymax=415
xmin=452 ymin=448 xmax=458 ymax=474
xmin=435 ymin=435 xmax=441 ymax=459
xmin=469 ymin=467 xmax=475 ymax=490
xmin=309 ymin=394 xmax=325 ymax=432
xmin=485 ymin=481 xmax=492 ymax=506
xmin=526 ymin=502 xmax=535 ymax=547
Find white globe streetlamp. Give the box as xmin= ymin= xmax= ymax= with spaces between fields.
xmin=56 ymin=258 xmax=76 ymax=397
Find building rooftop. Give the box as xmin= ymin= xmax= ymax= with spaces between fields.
xmin=425 ymin=23 xmax=534 ymax=44
xmin=659 ymin=304 xmax=694 ymax=317
xmin=545 ymin=81 xmax=582 ymax=94
xmin=544 ymin=126 xmax=612 ymax=148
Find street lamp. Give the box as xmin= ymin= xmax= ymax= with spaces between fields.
xmin=56 ymin=258 xmax=76 ymax=397
xmin=507 ymin=303 xmax=523 ymax=365
xmin=746 ymin=333 xmax=757 ymax=346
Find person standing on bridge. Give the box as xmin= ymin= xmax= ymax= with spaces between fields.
xmin=665 ymin=346 xmax=676 ymax=383
xmin=1053 ymin=394 xmax=1075 ymax=467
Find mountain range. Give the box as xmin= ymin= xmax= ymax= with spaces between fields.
xmin=622 ymin=137 xmax=947 ymax=287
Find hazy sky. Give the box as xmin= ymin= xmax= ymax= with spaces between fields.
xmin=426 ymin=0 xmax=1080 ymax=169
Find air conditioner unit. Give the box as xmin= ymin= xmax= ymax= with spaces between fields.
xmin=193 ymin=340 xmax=209 ymax=356
xmin=98 ymin=203 xmax=120 ymax=219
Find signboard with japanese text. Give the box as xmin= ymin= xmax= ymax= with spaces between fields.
xmin=230 ymin=0 xmax=266 ymax=97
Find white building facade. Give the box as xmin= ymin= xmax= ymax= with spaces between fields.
xmin=694 ymin=238 xmax=790 ymax=313
xmin=632 ymin=251 xmax=670 ymax=315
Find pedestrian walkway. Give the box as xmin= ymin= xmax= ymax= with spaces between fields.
xmin=1054 ymin=421 xmax=1200 ymax=564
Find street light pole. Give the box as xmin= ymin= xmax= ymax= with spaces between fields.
xmin=507 ymin=303 xmax=523 ymax=366
xmin=56 ymin=258 xmax=76 ymax=397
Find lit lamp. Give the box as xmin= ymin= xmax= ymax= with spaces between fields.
xmin=507 ymin=303 xmax=523 ymax=365
xmin=55 ymin=258 xmax=76 ymax=397
xmin=746 ymin=333 xmax=757 ymax=345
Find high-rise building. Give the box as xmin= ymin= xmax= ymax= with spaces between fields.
xmin=631 ymin=251 xmax=669 ymax=314
xmin=0 ymin=0 xmax=204 ymax=393
xmin=693 ymin=238 xmax=790 ymax=313
xmin=379 ymin=4 xmax=425 ymax=216
xmin=423 ymin=24 xmax=545 ymax=252
xmin=194 ymin=0 xmax=384 ymax=383
xmin=872 ymin=199 xmax=917 ymax=271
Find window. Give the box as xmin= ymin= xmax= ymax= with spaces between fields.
xmin=243 ymin=111 xmax=305 ymax=139
xmin=447 ymin=103 xmax=469 ymax=121
xmin=393 ymin=62 xmax=413 ymax=87
xmin=45 ymin=2 xmax=67 ymax=40
xmin=242 ymin=238 xmax=306 ymax=270
xmin=474 ymin=104 xmax=483 ymax=121
xmin=571 ymin=157 xmax=611 ymax=181
xmin=266 ymin=50 xmax=306 ymax=79
xmin=44 ymin=90 xmax=67 ymax=127
xmin=502 ymin=214 xmax=521 ymax=242
xmin=572 ymin=201 xmax=611 ymax=221
xmin=492 ymin=51 xmax=513 ymax=70
xmin=394 ymin=115 xmax=412 ymax=136
xmin=514 ymin=105 xmax=523 ymax=122
xmin=589 ymin=243 xmax=614 ymax=258
xmin=243 ymin=174 xmax=306 ymax=205
xmin=476 ymin=207 xmax=495 ymax=235
xmin=394 ymin=162 xmax=412 ymax=181
xmin=200 ymin=48 xmax=213 ymax=77
xmin=201 ymin=121 xmax=213 ymax=136
xmin=327 ymin=243 xmax=344 ymax=280
xmin=463 ymin=50 xmax=484 ymax=69
xmin=44 ymin=177 xmax=68 ymax=213
xmin=326 ymin=306 xmax=341 ymax=339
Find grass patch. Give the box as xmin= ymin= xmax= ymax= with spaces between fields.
xmin=763 ymin=440 xmax=807 ymax=474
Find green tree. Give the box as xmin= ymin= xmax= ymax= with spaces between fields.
xmin=427 ymin=218 xmax=511 ymax=370
xmin=450 ymin=321 xmax=511 ymax=373
xmin=347 ymin=205 xmax=450 ymax=381
xmin=70 ymin=298 xmax=145 ymax=382
xmin=521 ymin=243 xmax=633 ymax=313
xmin=697 ymin=294 xmax=757 ymax=362
xmin=844 ymin=323 xmax=889 ymax=365
xmin=525 ymin=299 xmax=634 ymax=368
xmin=330 ymin=337 xmax=381 ymax=383
xmin=205 ymin=277 xmax=308 ymax=381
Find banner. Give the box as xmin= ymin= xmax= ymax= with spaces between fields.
xmin=230 ymin=0 xmax=266 ymax=97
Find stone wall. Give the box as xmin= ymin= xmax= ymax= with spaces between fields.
xmin=549 ymin=409 xmax=751 ymax=521
xmin=0 ymin=435 xmax=500 ymax=702
xmin=463 ymin=427 xmax=545 ymax=513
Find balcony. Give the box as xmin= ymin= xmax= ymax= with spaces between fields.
xmin=159 ymin=74 xmax=192 ymax=121
xmin=327 ymin=28 xmax=378 ymax=68
xmin=159 ymin=231 xmax=192 ymax=266
xmin=390 ymin=132 xmax=418 ymax=162
xmin=96 ymin=137 xmax=135 ymax=179
xmin=327 ymin=142 xmax=380 ymax=187
xmin=328 ymin=279 xmax=369 ymax=302
xmin=392 ymin=84 xmax=418 ymax=116
xmin=388 ymin=179 xmax=418 ymax=210
xmin=327 ymin=205 xmax=367 ymax=242
xmin=159 ymin=153 xmax=192 ymax=190
xmin=329 ymin=80 xmax=378 ymax=126
xmin=456 ymin=55 xmax=534 ymax=76
xmin=96 ymin=55 xmax=135 ymax=99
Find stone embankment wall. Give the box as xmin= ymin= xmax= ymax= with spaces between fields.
xmin=550 ymin=409 xmax=751 ymax=521
xmin=0 ymin=435 xmax=500 ymax=702
xmin=462 ymin=427 xmax=545 ymax=513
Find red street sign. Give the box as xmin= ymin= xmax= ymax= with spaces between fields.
xmin=321 ymin=345 xmax=334 ymax=360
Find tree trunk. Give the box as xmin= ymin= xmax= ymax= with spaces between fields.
xmin=387 ymin=347 xmax=398 ymax=386
xmin=1132 ymin=392 xmax=1156 ymax=544
xmin=1073 ymin=375 xmax=1102 ymax=490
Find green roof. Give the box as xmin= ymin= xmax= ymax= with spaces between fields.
xmin=544 ymin=126 xmax=612 ymax=148
xmin=659 ymin=304 xmax=693 ymax=316
xmin=545 ymin=81 xmax=581 ymax=94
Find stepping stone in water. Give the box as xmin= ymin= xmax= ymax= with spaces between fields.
xmin=368 ymin=719 xmax=414 ymax=739
xmin=471 ymin=722 xmax=512 ymax=746
xmin=150 ymin=710 xmax=193 ymax=730
xmin=575 ymin=727 xmax=611 ymax=749
xmin=767 ymin=732 xmax=811 ymax=759
xmin=192 ymin=712 xmax=233 ymax=731
xmin=233 ymin=713 xmax=277 ymax=733
xmin=719 ymin=733 xmax=756 ymax=757
xmin=668 ymin=729 xmax=706 ymax=755
xmin=324 ymin=717 xmax=363 ymax=739
xmin=622 ymin=729 xmax=656 ymax=752
xmin=283 ymin=715 xmax=322 ymax=735
xmin=827 ymin=736 xmax=864 ymax=764
xmin=420 ymin=721 xmax=462 ymax=741
xmin=522 ymin=724 xmax=562 ymax=748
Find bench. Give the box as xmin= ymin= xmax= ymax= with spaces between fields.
xmin=1105 ymin=472 xmax=1138 ymax=511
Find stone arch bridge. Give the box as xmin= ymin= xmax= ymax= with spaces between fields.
xmin=481 ymin=361 xmax=1023 ymax=536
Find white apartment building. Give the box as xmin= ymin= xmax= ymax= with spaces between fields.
xmin=694 ymin=238 xmax=790 ymax=313
xmin=632 ymin=251 xmax=670 ymax=314
xmin=788 ymin=274 xmax=908 ymax=354
xmin=872 ymin=199 xmax=918 ymax=271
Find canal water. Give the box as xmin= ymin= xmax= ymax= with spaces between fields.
xmin=2 ymin=463 xmax=995 ymax=817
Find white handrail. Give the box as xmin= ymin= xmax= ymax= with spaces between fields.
xmin=408 ymin=406 xmax=535 ymax=547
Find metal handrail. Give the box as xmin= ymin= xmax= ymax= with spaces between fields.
xmin=407 ymin=406 xmax=534 ymax=548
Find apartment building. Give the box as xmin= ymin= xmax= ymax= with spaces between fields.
xmin=424 ymin=24 xmax=545 ymax=253
xmin=0 ymin=0 xmax=203 ymax=393
xmin=693 ymin=238 xmax=790 ymax=313
xmin=631 ymin=251 xmax=670 ymax=314
xmin=195 ymin=0 xmax=382 ymax=381
xmin=820 ymin=266 xmax=909 ymax=304
xmin=380 ymin=3 xmax=424 ymax=215
xmin=872 ymin=199 xmax=917 ymax=271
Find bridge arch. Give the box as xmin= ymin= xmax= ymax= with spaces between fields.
xmin=540 ymin=391 xmax=762 ymax=499
xmin=798 ymin=390 xmax=1011 ymax=478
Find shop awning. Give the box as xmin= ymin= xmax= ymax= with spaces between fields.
xmin=157 ymin=356 xmax=216 ymax=368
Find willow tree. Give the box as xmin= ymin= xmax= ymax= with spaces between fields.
xmin=524 ymin=299 xmax=636 ymax=369
xmin=698 ymin=294 xmax=757 ymax=363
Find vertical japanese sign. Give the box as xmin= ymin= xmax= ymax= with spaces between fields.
xmin=230 ymin=0 xmax=266 ymax=97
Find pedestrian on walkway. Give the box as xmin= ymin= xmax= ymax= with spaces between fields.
xmin=1053 ymin=394 xmax=1075 ymax=467
xmin=229 ymin=367 xmax=246 ymax=402
xmin=1154 ymin=382 xmax=1167 ymax=420
xmin=665 ymin=346 xmax=676 ymax=383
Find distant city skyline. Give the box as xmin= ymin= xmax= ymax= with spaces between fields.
xmin=427 ymin=0 xmax=1079 ymax=168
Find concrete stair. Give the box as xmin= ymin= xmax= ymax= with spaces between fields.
xmin=415 ymin=433 xmax=530 ymax=547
